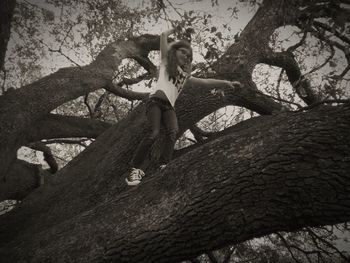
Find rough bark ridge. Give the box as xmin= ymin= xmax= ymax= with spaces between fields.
xmin=0 ymin=104 xmax=349 ymax=263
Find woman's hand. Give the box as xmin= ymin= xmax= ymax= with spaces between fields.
xmin=227 ymin=81 xmax=243 ymax=88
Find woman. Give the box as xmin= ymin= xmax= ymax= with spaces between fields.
xmin=126 ymin=28 xmax=241 ymax=186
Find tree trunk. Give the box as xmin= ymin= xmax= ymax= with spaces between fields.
xmin=0 ymin=103 xmax=349 ymax=263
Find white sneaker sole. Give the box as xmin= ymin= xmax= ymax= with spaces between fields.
xmin=125 ymin=178 xmax=141 ymax=186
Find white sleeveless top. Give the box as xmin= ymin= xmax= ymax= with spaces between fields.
xmin=150 ymin=61 xmax=190 ymax=107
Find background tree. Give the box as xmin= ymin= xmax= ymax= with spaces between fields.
xmin=0 ymin=0 xmax=349 ymax=262
xmin=0 ymin=0 xmax=16 ymax=70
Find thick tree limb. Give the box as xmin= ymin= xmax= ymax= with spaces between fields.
xmin=1 ymin=103 xmax=349 ymax=262
xmin=0 ymin=159 xmax=45 ymax=202
xmin=260 ymin=50 xmax=321 ymax=105
xmin=26 ymin=114 xmax=112 ymax=143
xmin=27 ymin=142 xmax=58 ymax=174
xmin=0 ymin=114 xmax=112 ymax=199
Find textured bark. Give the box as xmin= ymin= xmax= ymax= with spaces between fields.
xmin=0 ymin=160 xmax=44 ymax=201
xmin=27 ymin=114 xmax=112 ymax=142
xmin=0 ymin=104 xmax=349 ymax=262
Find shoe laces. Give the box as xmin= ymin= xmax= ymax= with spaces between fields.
xmin=130 ymin=168 xmax=144 ymax=180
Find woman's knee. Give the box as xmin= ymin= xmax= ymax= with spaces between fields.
xmin=148 ymin=129 xmax=160 ymax=140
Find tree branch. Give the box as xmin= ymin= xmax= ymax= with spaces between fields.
xmin=313 ymin=21 xmax=350 ymax=45
xmin=260 ymin=49 xmax=321 ymax=105
xmin=28 ymin=142 xmax=58 ymax=174
xmin=222 ymin=246 xmax=236 ymax=263
xmin=43 ymin=138 xmax=91 ymax=147
xmin=306 ymin=228 xmax=350 ymax=262
xmin=84 ymin=94 xmax=94 ymax=118
xmin=26 ymin=114 xmax=111 ymax=143
xmin=305 ymin=42 xmax=335 ymax=76
xmin=275 ymin=233 xmax=304 ymax=263
xmin=296 ymin=99 xmax=350 ymax=112
xmin=130 ymin=55 xmax=158 ymax=75
xmin=307 ymin=26 xmax=350 ymax=81
xmin=254 ymin=89 xmax=303 ymax=109
xmin=287 ymin=31 xmax=308 ymax=52
xmin=0 ymin=160 xmax=44 ymax=202
xmin=207 ymin=252 xmax=219 ymax=263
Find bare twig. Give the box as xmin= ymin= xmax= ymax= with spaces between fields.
xmin=254 ymin=89 xmax=303 ymax=108
xmin=305 ymin=43 xmax=335 ymax=76
xmin=223 ymin=246 xmax=236 ymax=263
xmin=48 ymin=46 xmax=82 ymax=67
xmin=337 ymin=65 xmax=350 ymax=79
xmin=296 ymin=99 xmax=350 ymax=112
xmin=164 ymin=0 xmax=184 ymax=19
xmin=287 ymin=30 xmax=308 ymax=52
xmin=276 ymin=69 xmax=285 ymax=100
xmin=93 ymin=92 xmax=109 ymax=118
xmin=207 ymin=252 xmax=219 ymax=263
xmin=43 ymin=138 xmax=91 ymax=147
xmin=28 ymin=142 xmax=59 ymax=173
xmin=84 ymin=94 xmax=94 ymax=118
xmin=306 ymin=228 xmax=350 ymax=262
xmin=59 ymin=24 xmax=75 ymax=49
xmin=276 ymin=233 xmax=304 ymax=263
xmin=313 ymin=21 xmax=350 ymax=45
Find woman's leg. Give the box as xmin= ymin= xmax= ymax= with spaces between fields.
xmin=130 ymin=103 xmax=162 ymax=168
xmin=160 ymin=109 xmax=178 ymax=164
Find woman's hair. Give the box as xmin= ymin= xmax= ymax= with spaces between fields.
xmin=166 ymin=40 xmax=193 ymax=79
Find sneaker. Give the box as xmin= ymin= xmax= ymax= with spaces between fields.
xmin=126 ymin=168 xmax=145 ymax=186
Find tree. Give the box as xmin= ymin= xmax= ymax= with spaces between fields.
xmin=0 ymin=0 xmax=349 ymax=262
xmin=0 ymin=0 xmax=16 ymax=70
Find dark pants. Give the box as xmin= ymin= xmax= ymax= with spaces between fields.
xmin=131 ymin=97 xmax=178 ymax=168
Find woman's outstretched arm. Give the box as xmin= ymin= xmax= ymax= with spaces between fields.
xmin=160 ymin=28 xmax=175 ymax=60
xmin=186 ymin=77 xmax=242 ymax=90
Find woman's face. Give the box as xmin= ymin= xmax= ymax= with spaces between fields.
xmin=176 ymin=47 xmax=192 ymax=67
